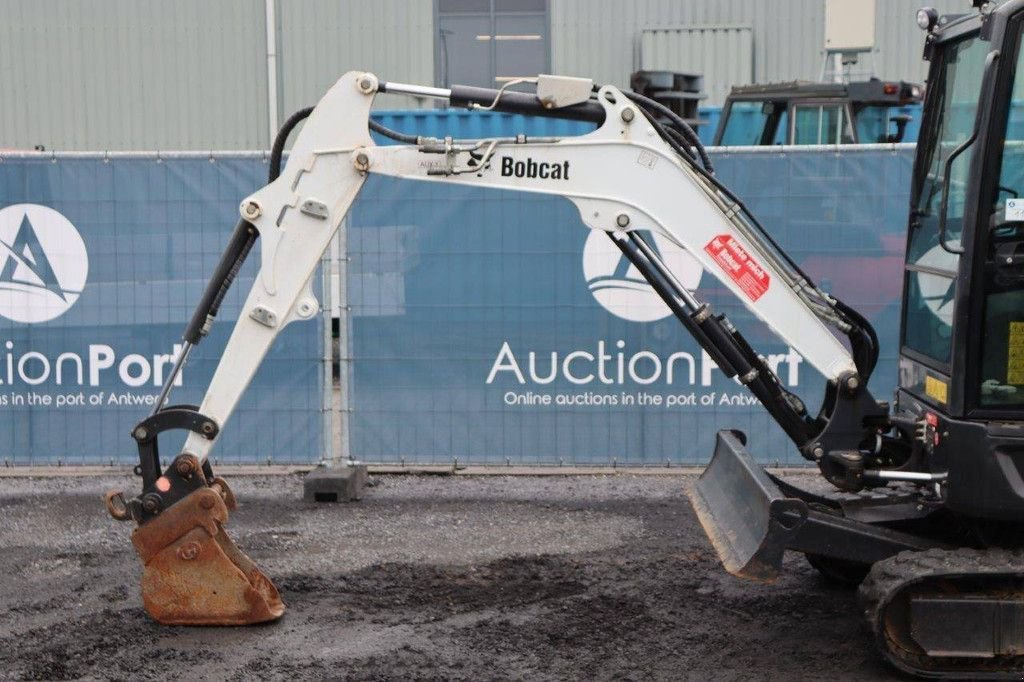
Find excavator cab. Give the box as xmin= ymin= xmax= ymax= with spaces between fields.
xmin=691 ymin=2 xmax=1024 ymax=676
xmin=898 ymin=2 xmax=1024 ymax=522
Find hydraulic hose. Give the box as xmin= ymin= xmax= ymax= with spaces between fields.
xmin=269 ymin=106 xmax=314 ymax=182
xmin=182 ymin=219 xmax=259 ymax=344
xmin=834 ymin=299 xmax=880 ymax=381
xmin=625 ymin=90 xmax=714 ymax=174
xmin=369 ymin=119 xmax=420 ymax=144
xmin=633 ymin=103 xmax=697 ymax=164
xmin=183 ymin=106 xmax=315 ymax=345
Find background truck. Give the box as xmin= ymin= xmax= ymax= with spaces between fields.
xmin=713 ymin=78 xmax=924 ymax=146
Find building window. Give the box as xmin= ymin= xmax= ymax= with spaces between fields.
xmin=436 ymin=0 xmax=549 ymax=90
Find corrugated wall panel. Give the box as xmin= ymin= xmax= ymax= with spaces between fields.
xmin=874 ymin=0 xmax=965 ymax=82
xmin=278 ymin=0 xmax=433 ymax=116
xmin=640 ymin=26 xmax=754 ymax=105
xmin=552 ymin=0 xmax=967 ymax=105
xmin=0 ymin=0 xmax=267 ymax=151
xmin=0 ymin=0 xmax=977 ymax=150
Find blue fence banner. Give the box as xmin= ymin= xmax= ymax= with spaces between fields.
xmin=0 ymin=154 xmax=325 ymax=465
xmin=0 ymin=127 xmax=915 ymax=467
xmin=346 ymin=143 xmax=915 ymax=466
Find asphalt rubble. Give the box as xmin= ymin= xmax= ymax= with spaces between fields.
xmin=0 ymin=473 xmax=899 ymax=681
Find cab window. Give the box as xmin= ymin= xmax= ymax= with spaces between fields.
xmin=856 ymin=105 xmax=892 ymax=143
xmin=979 ymin=29 xmax=1024 ymax=406
xmin=856 ymin=104 xmax=914 ymax=143
xmin=903 ymin=34 xmax=988 ymax=368
xmin=718 ymin=101 xmax=787 ymax=145
xmin=792 ymin=104 xmax=855 ymax=144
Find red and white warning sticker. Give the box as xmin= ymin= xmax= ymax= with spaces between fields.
xmin=703 ymin=234 xmax=770 ymax=302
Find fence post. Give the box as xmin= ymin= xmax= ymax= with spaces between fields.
xmin=335 ymin=218 xmax=352 ymax=463
xmin=302 ymin=216 xmax=367 ymax=502
xmin=320 ymin=240 xmax=334 ymax=464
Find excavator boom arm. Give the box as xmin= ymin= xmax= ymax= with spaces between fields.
xmin=179 ymin=71 xmax=867 ymax=463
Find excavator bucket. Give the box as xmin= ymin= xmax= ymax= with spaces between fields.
xmin=687 ymin=430 xmax=809 ymax=582
xmin=126 ymin=482 xmax=285 ymax=625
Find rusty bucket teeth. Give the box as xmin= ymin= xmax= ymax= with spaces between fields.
xmin=130 ymin=484 xmax=285 ymax=625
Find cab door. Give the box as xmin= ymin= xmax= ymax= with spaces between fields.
xmin=966 ymin=8 xmax=1024 ymax=419
xmin=899 ymin=26 xmax=988 ymax=415
xmin=902 ymin=5 xmax=1024 ymax=420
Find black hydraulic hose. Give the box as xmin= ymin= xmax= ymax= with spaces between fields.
xmin=662 ymin=125 xmax=699 ymax=157
xmin=269 ymin=106 xmax=315 ymax=182
xmin=625 ymin=90 xmax=714 ymax=174
xmin=368 ymin=119 xmax=420 ymax=144
xmin=634 ymin=104 xmax=697 ymax=164
xmin=834 ymin=299 xmax=879 ymax=381
xmin=183 ymin=106 xmax=316 ymax=345
xmin=618 ymin=87 xmax=878 ymax=426
xmin=612 ymin=82 xmax=815 ymax=297
xmin=635 ymin=103 xmax=697 ymax=164
xmin=597 ymin=80 xmax=875 ymax=391
xmin=594 ymin=81 xmax=875 ymax=395
xmin=688 ymin=151 xmax=807 ymax=279
xmin=270 ymin=108 xmax=422 ymax=148
xmin=622 ymin=90 xmax=814 ymax=318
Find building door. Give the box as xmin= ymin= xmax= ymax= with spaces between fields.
xmin=436 ymin=0 xmax=549 ymax=89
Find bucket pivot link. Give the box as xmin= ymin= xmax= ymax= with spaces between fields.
xmin=105 ymin=405 xmax=285 ymax=625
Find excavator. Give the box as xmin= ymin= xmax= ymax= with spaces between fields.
xmin=105 ymin=1 xmax=1023 ymax=676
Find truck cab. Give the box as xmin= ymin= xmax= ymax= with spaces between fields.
xmin=712 ymin=79 xmax=924 ymax=146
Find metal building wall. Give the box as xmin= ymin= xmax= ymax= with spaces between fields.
xmin=639 ymin=26 xmax=755 ymax=106
xmin=0 ymin=0 xmax=268 ymax=151
xmin=0 ymin=0 xmax=977 ymax=149
xmin=0 ymin=0 xmax=433 ymax=151
xmin=277 ymin=0 xmax=434 ymax=116
xmin=551 ymin=0 xmax=967 ymax=106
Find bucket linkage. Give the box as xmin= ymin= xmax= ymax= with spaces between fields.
xmin=105 ymin=405 xmax=284 ymax=625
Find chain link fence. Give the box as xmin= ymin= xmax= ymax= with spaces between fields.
xmin=0 ymin=153 xmax=326 ymax=465
xmin=343 ymin=144 xmax=914 ymax=466
xmin=0 ymin=137 xmax=914 ymax=467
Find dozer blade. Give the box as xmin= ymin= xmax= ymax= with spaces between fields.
xmin=129 ymin=483 xmax=285 ymax=625
xmin=687 ymin=430 xmax=809 ymax=582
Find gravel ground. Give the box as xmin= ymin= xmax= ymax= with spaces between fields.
xmin=0 ymin=473 xmax=900 ymax=681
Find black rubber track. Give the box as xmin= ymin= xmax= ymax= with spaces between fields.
xmin=858 ymin=547 xmax=1024 ymax=678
